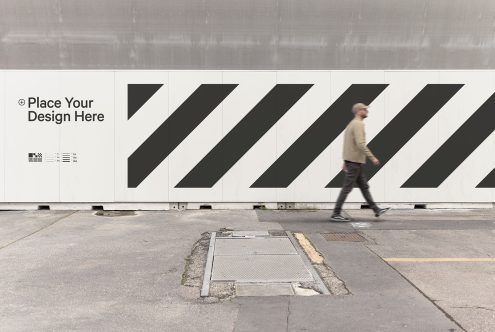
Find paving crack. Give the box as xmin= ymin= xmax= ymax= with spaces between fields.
xmin=452 ymin=305 xmax=495 ymax=312
xmin=365 ymin=244 xmax=467 ymax=332
xmin=286 ymin=296 xmax=291 ymax=332
xmin=0 ymin=211 xmax=77 ymax=251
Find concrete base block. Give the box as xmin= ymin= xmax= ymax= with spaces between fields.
xmin=294 ymin=202 xmax=334 ymax=210
xmin=0 ymin=203 xmax=42 ymax=210
xmin=0 ymin=202 xmax=492 ymax=210
xmin=426 ymin=203 xmax=493 ymax=209
xmin=102 ymin=203 xmax=171 ymax=210
xmin=236 ymin=283 xmax=294 ymax=296
xmin=185 ymin=202 xmax=279 ymax=210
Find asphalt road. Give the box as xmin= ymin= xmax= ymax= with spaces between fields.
xmin=0 ymin=209 xmax=493 ymax=331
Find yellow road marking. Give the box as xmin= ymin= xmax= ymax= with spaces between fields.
xmin=294 ymin=233 xmax=324 ymax=264
xmin=384 ymin=258 xmax=495 ymax=263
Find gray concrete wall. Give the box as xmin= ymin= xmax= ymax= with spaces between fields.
xmin=1 ymin=0 xmax=494 ymax=69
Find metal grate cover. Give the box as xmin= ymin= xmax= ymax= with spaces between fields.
xmin=322 ymin=232 xmax=366 ymax=242
xmin=211 ymin=255 xmax=313 ymax=282
xmin=214 ymin=238 xmax=298 ymax=256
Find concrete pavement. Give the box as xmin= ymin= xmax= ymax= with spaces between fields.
xmin=0 ymin=209 xmax=493 ymax=331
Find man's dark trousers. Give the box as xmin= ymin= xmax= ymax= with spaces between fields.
xmin=333 ymin=160 xmax=379 ymax=215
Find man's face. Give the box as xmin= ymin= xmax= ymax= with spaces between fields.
xmin=359 ymin=107 xmax=368 ymax=119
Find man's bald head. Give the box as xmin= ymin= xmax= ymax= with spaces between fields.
xmin=352 ymin=103 xmax=369 ymax=114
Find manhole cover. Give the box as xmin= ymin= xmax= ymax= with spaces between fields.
xmin=322 ymin=232 xmax=366 ymax=242
xmin=200 ymin=230 xmax=333 ymax=297
xmin=95 ymin=211 xmax=136 ymax=217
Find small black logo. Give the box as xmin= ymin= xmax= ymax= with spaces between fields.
xmin=28 ymin=153 xmax=42 ymax=162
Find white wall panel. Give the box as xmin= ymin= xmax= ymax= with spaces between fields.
xmin=328 ymin=71 xmax=386 ymax=205
xmin=221 ymin=72 xmax=277 ymax=202
xmin=59 ymin=72 xmax=115 ymax=202
xmin=168 ymin=71 xmax=223 ymax=202
xmin=275 ymin=71 xmax=332 ymax=203
xmin=115 ymin=71 xmax=169 ymax=202
xmin=383 ymin=71 xmax=440 ymax=203
xmin=0 ymin=72 xmax=4 ymax=202
xmin=434 ymin=71 xmax=494 ymax=202
xmin=4 ymin=71 xmax=60 ymax=202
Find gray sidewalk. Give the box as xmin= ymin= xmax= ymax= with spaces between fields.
xmin=0 ymin=209 xmax=494 ymax=331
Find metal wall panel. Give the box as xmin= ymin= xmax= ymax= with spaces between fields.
xmin=4 ymin=71 xmax=60 ymax=202
xmin=382 ymin=71 xmax=440 ymax=203
xmin=435 ymin=71 xmax=495 ymax=202
xmin=275 ymin=71 xmax=332 ymax=203
xmin=1 ymin=1 xmax=495 ymax=70
xmin=59 ymin=71 xmax=114 ymax=202
xmin=167 ymin=71 xmax=223 ymax=202
xmin=221 ymin=71 xmax=277 ymax=202
xmin=328 ymin=71 xmax=386 ymax=203
xmin=0 ymin=72 xmax=4 ymax=201
xmin=115 ymin=71 xmax=170 ymax=202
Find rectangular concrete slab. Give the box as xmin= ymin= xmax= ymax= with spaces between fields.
xmin=211 ymin=255 xmax=313 ymax=282
xmin=287 ymin=294 xmax=459 ymax=332
xmin=232 ymin=230 xmax=269 ymax=237
xmin=236 ymin=283 xmax=294 ymax=296
xmin=234 ymin=297 xmax=289 ymax=332
xmin=214 ymin=238 xmax=297 ymax=256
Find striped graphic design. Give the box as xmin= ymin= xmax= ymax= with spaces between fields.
xmin=402 ymin=92 xmax=495 ymax=188
xmin=477 ymin=169 xmax=495 ymax=188
xmin=128 ymin=84 xmax=163 ymax=119
xmin=326 ymin=84 xmax=463 ymax=188
xmin=128 ymin=84 xmax=237 ymax=188
xmin=127 ymin=81 xmax=494 ymax=189
xmin=251 ymin=84 xmax=389 ymax=188
xmin=176 ymin=84 xmax=313 ymax=188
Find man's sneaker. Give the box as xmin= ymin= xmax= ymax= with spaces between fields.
xmin=330 ymin=214 xmax=350 ymax=222
xmin=375 ymin=207 xmax=391 ymax=217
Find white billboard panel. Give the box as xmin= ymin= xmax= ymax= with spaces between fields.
xmin=0 ymin=70 xmax=493 ymax=204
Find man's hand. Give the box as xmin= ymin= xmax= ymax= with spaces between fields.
xmin=342 ymin=163 xmax=348 ymax=173
xmin=372 ymin=157 xmax=380 ymax=166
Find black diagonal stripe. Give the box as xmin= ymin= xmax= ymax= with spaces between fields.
xmin=326 ymin=84 xmax=463 ymax=188
xmin=250 ymin=84 xmax=388 ymax=188
xmin=128 ymin=84 xmax=237 ymax=188
xmin=128 ymin=84 xmax=163 ymax=119
xmin=402 ymin=92 xmax=495 ymax=188
xmin=175 ymin=84 xmax=313 ymax=188
xmin=477 ymin=169 xmax=495 ymax=188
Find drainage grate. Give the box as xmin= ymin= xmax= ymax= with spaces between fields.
xmin=268 ymin=230 xmax=287 ymax=237
xmin=322 ymin=232 xmax=366 ymax=242
xmin=211 ymin=255 xmax=313 ymax=282
xmin=200 ymin=230 xmax=332 ymax=297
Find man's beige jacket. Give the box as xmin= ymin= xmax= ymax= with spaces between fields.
xmin=342 ymin=118 xmax=376 ymax=164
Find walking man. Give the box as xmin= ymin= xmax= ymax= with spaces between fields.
xmin=331 ymin=103 xmax=390 ymax=222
